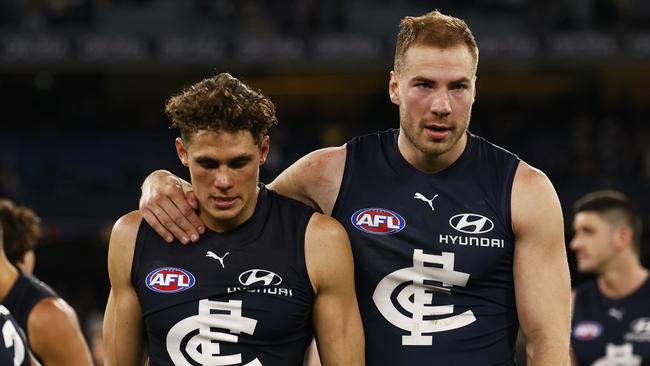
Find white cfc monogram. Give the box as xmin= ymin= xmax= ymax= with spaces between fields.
xmin=166 ymin=299 xmax=263 ymax=366
xmin=0 ymin=305 xmax=25 ymax=366
xmin=373 ymin=249 xmax=476 ymax=346
xmin=593 ymin=343 xmax=641 ymax=366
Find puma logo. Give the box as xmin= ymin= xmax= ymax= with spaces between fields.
xmin=206 ymin=251 xmax=229 ymax=268
xmin=414 ymin=192 xmax=439 ymax=211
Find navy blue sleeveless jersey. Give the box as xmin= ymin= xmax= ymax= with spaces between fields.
xmin=2 ymin=272 xmax=57 ymax=343
xmin=332 ymin=129 xmax=520 ymax=366
xmin=132 ymin=185 xmax=316 ymax=366
xmin=0 ymin=305 xmax=30 ymax=366
xmin=572 ymin=279 xmax=650 ymax=365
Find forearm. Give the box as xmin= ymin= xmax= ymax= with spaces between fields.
xmin=525 ymin=331 xmax=570 ymax=366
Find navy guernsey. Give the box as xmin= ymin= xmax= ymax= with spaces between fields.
xmin=132 ymin=185 xmax=316 ymax=366
xmin=332 ymin=129 xmax=520 ymax=366
xmin=0 ymin=305 xmax=30 ymax=366
xmin=2 ymin=271 xmax=57 ymax=364
xmin=572 ymin=279 xmax=650 ymax=365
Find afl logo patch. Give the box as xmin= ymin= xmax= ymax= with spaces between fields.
xmin=145 ymin=267 xmax=195 ymax=293
xmin=351 ymin=208 xmax=406 ymax=235
xmin=238 ymin=269 xmax=283 ymax=286
xmin=573 ymin=321 xmax=603 ymax=341
xmin=449 ymin=213 xmax=494 ymax=234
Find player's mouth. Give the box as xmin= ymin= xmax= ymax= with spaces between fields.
xmin=209 ymin=196 xmax=239 ymax=209
xmin=424 ymin=124 xmax=450 ymax=140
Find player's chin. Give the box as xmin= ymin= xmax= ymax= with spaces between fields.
xmin=420 ymin=140 xmax=453 ymax=155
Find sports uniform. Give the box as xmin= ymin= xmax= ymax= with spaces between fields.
xmin=0 ymin=304 xmax=30 ymax=366
xmin=332 ymin=129 xmax=520 ymax=365
xmin=132 ymin=185 xmax=316 ymax=365
xmin=2 ymin=271 xmax=57 ymax=363
xmin=572 ymin=279 xmax=650 ymax=365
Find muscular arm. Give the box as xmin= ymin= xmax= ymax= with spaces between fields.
xmin=27 ymin=298 xmax=92 ymax=366
xmin=512 ymin=162 xmax=571 ymax=366
xmin=103 ymin=211 xmax=146 ymax=366
xmin=268 ymin=145 xmax=346 ymax=215
xmin=305 ymin=213 xmax=364 ymax=366
xmin=139 ymin=145 xmax=347 ymax=241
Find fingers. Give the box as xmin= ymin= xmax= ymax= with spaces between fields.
xmin=139 ymin=173 xmax=204 ymax=244
xmin=186 ymin=192 xmax=203 ymax=234
xmin=149 ymin=199 xmax=193 ymax=244
xmin=157 ymin=188 xmax=202 ymax=243
xmin=139 ymin=208 xmax=174 ymax=244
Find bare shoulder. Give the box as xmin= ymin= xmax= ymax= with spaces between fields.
xmin=112 ymin=211 xmax=144 ymax=240
xmin=304 ymin=212 xmax=354 ymax=291
xmin=269 ymin=145 xmax=346 ymax=214
xmin=109 ymin=210 xmax=143 ymax=253
xmin=511 ymin=161 xmax=563 ymax=234
xmin=28 ymin=297 xmax=79 ymax=334
xmin=108 ymin=211 xmax=144 ymax=282
xmin=298 ymin=145 xmax=347 ymax=175
xmin=306 ymin=212 xmax=349 ymax=245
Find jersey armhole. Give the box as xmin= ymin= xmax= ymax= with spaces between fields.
xmin=130 ymin=221 xmax=148 ymax=289
xmin=331 ymin=142 xmax=354 ymax=218
xmin=300 ymin=211 xmax=318 ymax=302
xmin=503 ymin=157 xmax=520 ymax=240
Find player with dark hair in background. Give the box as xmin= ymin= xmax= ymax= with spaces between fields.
xmin=0 ymin=199 xmax=92 ymax=365
xmin=570 ymin=190 xmax=650 ymax=365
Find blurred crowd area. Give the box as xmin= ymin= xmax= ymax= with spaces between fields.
xmin=2 ymin=0 xmax=650 ymax=34
xmin=1 ymin=1 xmax=650 ymax=363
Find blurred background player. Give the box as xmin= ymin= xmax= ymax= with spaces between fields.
xmin=0 ymin=217 xmax=35 ymax=366
xmin=570 ymin=190 xmax=650 ymax=365
xmin=0 ymin=304 xmax=34 ymax=366
xmin=0 ymin=199 xmax=93 ymax=365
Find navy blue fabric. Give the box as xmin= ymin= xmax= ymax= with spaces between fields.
xmin=572 ymin=279 xmax=650 ymax=365
xmin=332 ymin=129 xmax=520 ymax=365
xmin=0 ymin=305 xmax=31 ymax=366
xmin=133 ymin=185 xmax=316 ymax=365
xmin=2 ymin=271 xmax=57 ymax=360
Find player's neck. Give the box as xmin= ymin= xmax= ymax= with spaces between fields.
xmin=597 ymin=254 xmax=649 ymax=299
xmin=0 ymin=254 xmax=19 ymax=301
xmin=398 ymin=131 xmax=467 ymax=173
xmin=200 ymin=186 xmax=261 ymax=233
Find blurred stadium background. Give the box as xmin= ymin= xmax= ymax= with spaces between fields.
xmin=1 ymin=0 xmax=650 ymax=361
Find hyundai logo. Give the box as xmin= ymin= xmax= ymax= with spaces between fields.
xmin=238 ymin=269 xmax=283 ymax=286
xmin=449 ymin=214 xmax=494 ymax=234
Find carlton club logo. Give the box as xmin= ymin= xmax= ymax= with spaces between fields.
xmin=145 ymin=267 xmax=196 ymax=293
xmin=449 ymin=214 xmax=494 ymax=234
xmin=351 ymin=208 xmax=406 ymax=235
xmin=167 ymin=299 xmax=263 ymax=365
xmin=373 ymin=249 xmax=475 ymax=345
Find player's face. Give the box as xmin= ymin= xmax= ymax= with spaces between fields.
xmin=176 ymin=129 xmax=269 ymax=232
xmin=570 ymin=212 xmax=618 ymax=274
xmin=389 ymin=44 xmax=476 ymax=171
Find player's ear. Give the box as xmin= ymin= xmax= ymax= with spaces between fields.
xmin=175 ymin=138 xmax=189 ymax=167
xmin=472 ymin=76 xmax=477 ymax=103
xmin=259 ymin=136 xmax=270 ymax=166
xmin=389 ymin=71 xmax=400 ymax=105
xmin=615 ymin=225 xmax=633 ymax=250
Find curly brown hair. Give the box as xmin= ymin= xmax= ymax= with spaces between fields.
xmin=165 ymin=73 xmax=278 ymax=144
xmin=0 ymin=199 xmax=41 ymax=266
xmin=394 ymin=10 xmax=478 ymax=73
